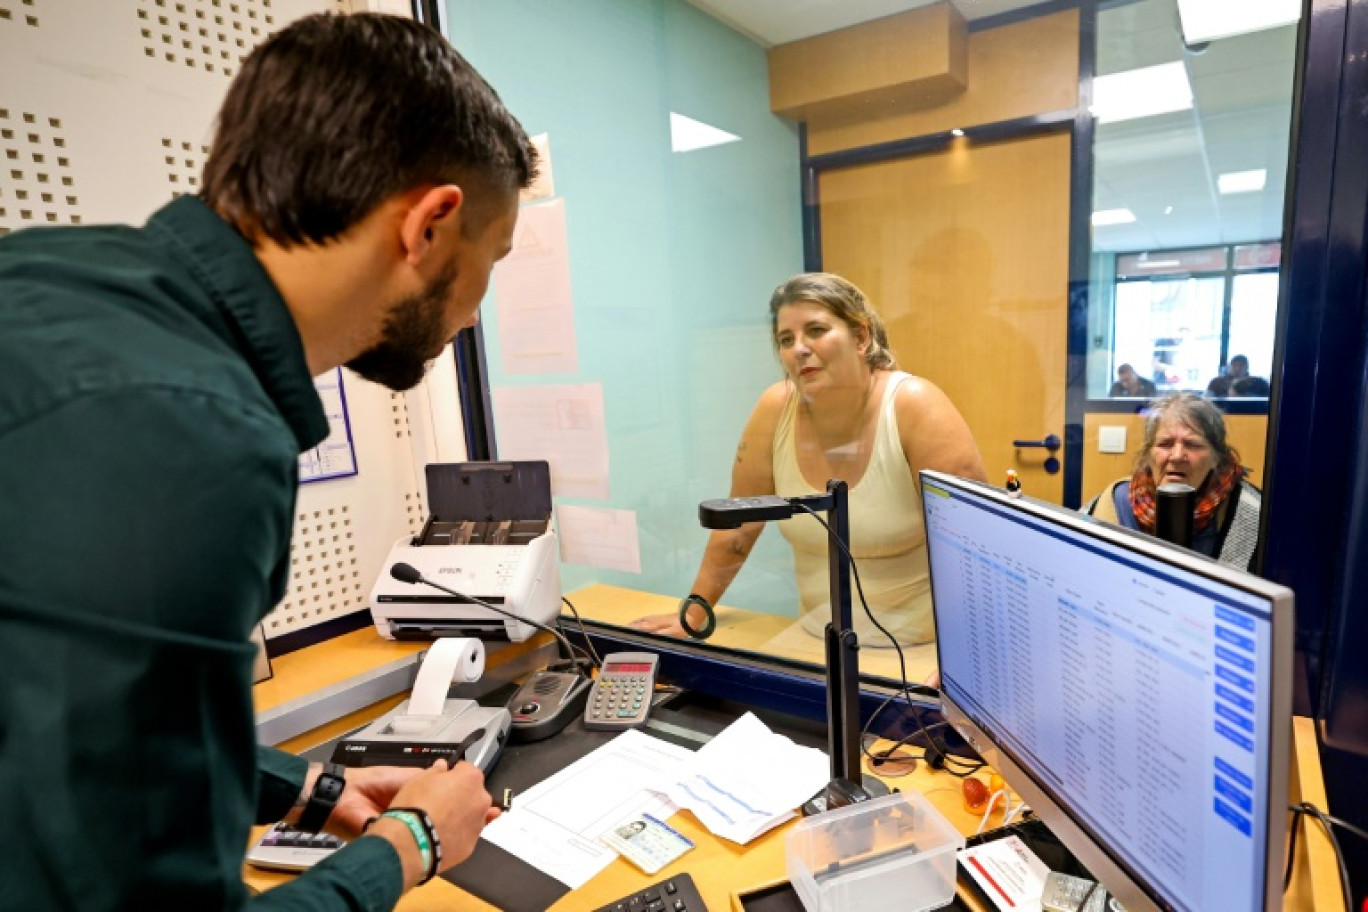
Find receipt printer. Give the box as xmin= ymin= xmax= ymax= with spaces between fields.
xmin=332 ymin=699 xmax=512 ymax=772
xmin=370 ymin=461 xmax=560 ymax=641
xmin=333 ymin=638 xmax=512 ymax=772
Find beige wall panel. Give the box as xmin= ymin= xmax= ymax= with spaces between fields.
xmin=806 ymin=11 xmax=1078 ymax=155
xmin=768 ymin=4 xmax=967 ymax=121
xmin=819 ymin=131 xmax=1071 ymax=502
xmin=1081 ymin=412 xmax=1268 ymax=502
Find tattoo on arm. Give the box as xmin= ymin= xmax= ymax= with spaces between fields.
xmin=727 ymin=537 xmax=748 ymax=557
xmin=735 ymin=441 xmax=748 ymax=464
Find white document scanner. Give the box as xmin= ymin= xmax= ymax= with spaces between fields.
xmin=370 ymin=461 xmax=561 ymax=642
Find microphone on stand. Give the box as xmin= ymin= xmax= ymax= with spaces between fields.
xmin=388 ymin=562 xmax=580 ymax=667
xmin=1155 ymin=483 xmax=1196 ymax=549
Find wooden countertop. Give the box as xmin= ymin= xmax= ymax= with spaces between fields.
xmin=565 ymin=583 xmax=939 ymax=685
xmin=245 ymin=593 xmax=1339 ymax=912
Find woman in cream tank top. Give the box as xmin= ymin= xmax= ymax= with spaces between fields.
xmin=772 ymin=371 xmax=931 ymax=645
xmin=632 ymin=273 xmax=986 ymax=646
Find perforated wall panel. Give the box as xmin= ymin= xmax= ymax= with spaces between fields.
xmin=0 ymin=0 xmax=443 ymax=640
xmin=0 ymin=108 xmax=79 ymax=234
xmin=136 ymin=0 xmax=277 ymax=78
xmin=0 ymin=0 xmax=40 ymax=29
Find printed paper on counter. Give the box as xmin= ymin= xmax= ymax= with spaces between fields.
xmin=493 ymin=198 xmax=578 ymax=375
xmin=957 ymin=835 xmax=1049 ymax=912
xmin=557 ymin=505 xmax=641 ymax=573
xmin=492 ymin=383 xmax=610 ymax=500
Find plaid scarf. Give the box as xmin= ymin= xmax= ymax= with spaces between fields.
xmin=1130 ymin=453 xmax=1244 ymax=534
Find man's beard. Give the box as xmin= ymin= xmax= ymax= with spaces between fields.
xmin=347 ymin=263 xmax=459 ymax=392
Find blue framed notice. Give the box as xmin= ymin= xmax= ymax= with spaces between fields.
xmin=299 ymin=368 xmax=359 ymax=484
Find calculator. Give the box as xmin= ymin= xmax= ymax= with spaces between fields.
xmin=1041 ymin=871 xmax=1108 ymax=912
xmin=245 ymin=821 xmax=345 ymax=872
xmin=583 ymin=652 xmax=659 ymax=731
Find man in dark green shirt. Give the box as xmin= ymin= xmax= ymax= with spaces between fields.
xmin=0 ymin=14 xmax=536 ymax=910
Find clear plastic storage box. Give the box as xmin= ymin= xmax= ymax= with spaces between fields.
xmin=785 ymin=789 xmax=965 ymax=912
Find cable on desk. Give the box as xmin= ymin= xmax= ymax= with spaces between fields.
xmin=1284 ymin=801 xmax=1362 ymax=910
xmin=794 ymin=504 xmax=985 ymax=778
xmin=977 ymin=789 xmax=1014 ymax=836
xmin=862 ymin=716 xmax=948 ymax=766
xmin=558 ymin=596 xmax=602 ymax=672
xmin=1073 ymin=880 xmax=1100 ymax=912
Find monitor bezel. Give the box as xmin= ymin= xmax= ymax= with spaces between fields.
xmin=920 ymin=469 xmax=1293 ymax=912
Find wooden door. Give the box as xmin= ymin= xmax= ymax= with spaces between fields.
xmin=819 ymin=131 xmax=1072 ymax=502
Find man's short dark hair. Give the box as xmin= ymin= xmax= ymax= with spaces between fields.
xmin=202 ymin=13 xmax=537 ymax=246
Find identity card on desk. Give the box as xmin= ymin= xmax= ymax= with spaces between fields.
xmin=480 ymin=729 xmax=692 ymax=888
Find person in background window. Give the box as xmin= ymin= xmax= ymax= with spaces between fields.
xmin=0 ymin=14 xmax=536 ymax=911
xmin=630 ymin=273 xmax=987 ymax=647
xmin=1208 ymin=354 xmax=1251 ymax=396
xmin=1082 ymin=393 xmax=1260 ymax=570
xmin=1209 ymin=355 xmax=1272 ymax=397
xmin=1109 ymin=363 xmax=1157 ymax=398
xmin=1151 ymin=347 xmax=1181 ymax=386
xmin=1231 ymin=374 xmax=1272 ymax=396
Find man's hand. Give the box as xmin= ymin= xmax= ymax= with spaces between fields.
xmin=326 ymin=765 xmax=423 ymax=838
xmin=365 ymin=759 xmax=498 ymax=890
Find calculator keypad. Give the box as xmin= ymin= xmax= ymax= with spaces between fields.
xmin=585 ymin=670 xmax=655 ymax=730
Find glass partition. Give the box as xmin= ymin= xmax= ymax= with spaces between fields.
xmin=446 ymin=0 xmax=1301 ymax=689
xmin=1107 ymin=243 xmax=1280 ymax=396
xmin=1086 ymin=0 xmax=1296 ymax=406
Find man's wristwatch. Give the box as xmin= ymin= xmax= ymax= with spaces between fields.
xmin=297 ymin=762 xmax=347 ymax=834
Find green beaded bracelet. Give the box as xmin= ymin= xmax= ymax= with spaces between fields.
xmin=381 ymin=809 xmax=433 ymax=883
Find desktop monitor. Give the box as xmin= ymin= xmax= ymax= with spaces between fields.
xmin=920 ymin=470 xmax=1293 ymax=912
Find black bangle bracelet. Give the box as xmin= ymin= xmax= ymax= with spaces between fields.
xmin=678 ymin=593 xmax=716 ymax=640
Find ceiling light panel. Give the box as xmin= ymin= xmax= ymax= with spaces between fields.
xmin=1092 ymin=208 xmax=1137 ymax=227
xmin=1178 ymin=0 xmax=1300 ymax=44
xmin=669 ymin=113 xmax=740 ymax=153
xmin=1091 ymin=62 xmax=1194 ymax=124
xmin=1218 ymin=169 xmax=1267 ymax=194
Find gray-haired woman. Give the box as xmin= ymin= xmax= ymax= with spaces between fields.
xmin=1083 ymin=393 xmax=1261 ymax=570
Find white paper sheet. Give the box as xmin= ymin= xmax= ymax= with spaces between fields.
xmin=958 ymin=836 xmax=1049 ymax=912
xmin=491 ymin=383 xmax=610 ymax=499
xmin=493 ymin=198 xmax=579 ymax=375
xmin=481 ymin=729 xmax=692 ymax=888
xmin=557 ymin=505 xmax=641 ymax=573
xmin=660 ymin=712 xmax=830 ymax=845
xmin=520 ymin=132 xmax=555 ymax=202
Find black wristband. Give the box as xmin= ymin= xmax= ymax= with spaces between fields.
xmin=678 ymin=593 xmax=716 ymax=640
xmin=297 ymin=762 xmax=346 ymax=834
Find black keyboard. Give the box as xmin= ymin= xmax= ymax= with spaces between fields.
xmin=592 ymin=872 xmax=708 ymax=912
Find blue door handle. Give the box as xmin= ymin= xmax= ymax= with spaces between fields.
xmin=1012 ymin=434 xmax=1061 ymax=452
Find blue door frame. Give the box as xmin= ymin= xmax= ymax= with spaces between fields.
xmin=1261 ymin=0 xmax=1368 ymax=895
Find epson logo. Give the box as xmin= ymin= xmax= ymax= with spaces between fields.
xmin=343 ymin=744 xmax=366 ymax=752
xmin=437 ymin=567 xmax=461 ymax=574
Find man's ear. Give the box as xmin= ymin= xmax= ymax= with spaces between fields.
xmin=399 ymin=185 xmax=465 ymax=267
